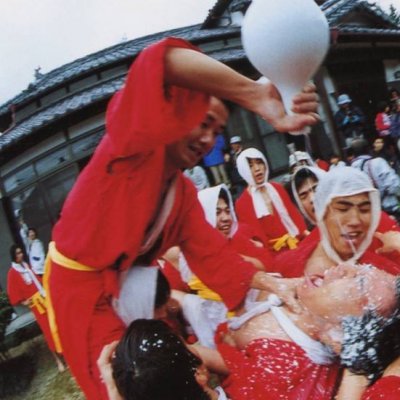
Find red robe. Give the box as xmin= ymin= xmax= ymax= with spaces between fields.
xmin=216 ymin=324 xmax=339 ymax=399
xmin=7 ymin=267 xmax=55 ymax=351
xmin=163 ymin=222 xmax=276 ymax=292
xmin=362 ymin=376 xmax=400 ymax=399
xmin=49 ymin=38 xmax=257 ymax=400
xmin=235 ymin=184 xmax=307 ymax=250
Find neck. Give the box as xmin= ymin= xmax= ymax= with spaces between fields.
xmin=284 ymin=305 xmax=342 ymax=355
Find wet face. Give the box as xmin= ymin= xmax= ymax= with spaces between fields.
xmin=14 ymin=247 xmax=24 ymax=263
xmin=216 ymin=197 xmax=233 ymax=237
xmin=165 ymin=97 xmax=228 ymax=169
xmin=297 ymin=264 xmax=396 ymax=324
xmin=297 ymin=177 xmax=318 ymax=221
xmin=373 ymin=138 xmax=384 ymax=152
xmin=323 ymin=193 xmax=371 ymax=260
xmin=248 ymin=158 xmax=266 ymax=185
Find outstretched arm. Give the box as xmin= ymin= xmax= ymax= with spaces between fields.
xmin=164 ymin=47 xmax=319 ymax=133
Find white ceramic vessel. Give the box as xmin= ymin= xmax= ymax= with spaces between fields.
xmin=241 ymin=0 xmax=330 ymax=134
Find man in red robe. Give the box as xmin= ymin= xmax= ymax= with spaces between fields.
xmin=46 ymin=38 xmax=319 ymax=399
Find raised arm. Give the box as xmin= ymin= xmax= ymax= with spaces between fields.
xmin=164 ymin=47 xmax=319 ymax=133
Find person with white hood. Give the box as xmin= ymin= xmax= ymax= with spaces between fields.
xmin=290 ymin=165 xmax=327 ymax=228
xmin=235 ymin=148 xmax=308 ymax=252
xmin=275 ymin=167 xmax=400 ymax=278
xmin=164 ymin=184 xmax=276 ymax=348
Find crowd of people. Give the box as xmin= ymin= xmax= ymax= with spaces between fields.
xmin=4 ymin=37 xmax=400 ymax=400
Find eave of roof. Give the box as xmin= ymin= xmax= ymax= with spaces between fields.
xmin=0 ymin=24 xmax=238 ymax=116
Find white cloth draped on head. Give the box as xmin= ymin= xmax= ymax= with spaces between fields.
xmin=288 ymin=151 xmax=315 ymax=169
xmin=113 ymin=266 xmax=158 ymax=326
xmin=291 ymin=166 xmax=327 ymax=225
xmin=314 ymin=167 xmax=381 ymax=264
xmin=237 ymin=148 xmax=299 ymax=237
xmin=197 ymin=184 xmax=238 ymax=238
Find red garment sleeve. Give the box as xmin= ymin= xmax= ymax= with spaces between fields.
xmin=362 ymin=376 xmax=400 ymax=400
xmin=106 ymin=37 xmax=209 ymax=157
xmin=179 ymin=183 xmax=257 ymax=311
xmin=6 ymin=268 xmax=29 ymax=306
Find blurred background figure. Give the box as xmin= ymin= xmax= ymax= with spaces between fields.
xmin=183 ymin=165 xmax=210 ymax=191
xmin=375 ymin=101 xmax=391 ymax=137
xmin=225 ymin=135 xmax=246 ymax=198
xmin=334 ymin=93 xmax=367 ymax=147
xmin=19 ymin=219 xmax=46 ymax=276
xmin=203 ymin=133 xmax=230 ymax=187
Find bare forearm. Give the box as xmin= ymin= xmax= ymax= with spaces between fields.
xmin=164 ymin=48 xmax=258 ymax=108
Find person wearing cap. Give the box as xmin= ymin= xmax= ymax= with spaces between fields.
xmin=334 ymin=93 xmax=366 ymax=147
xmin=288 ymin=150 xmax=315 ymax=174
xmin=226 ymin=135 xmax=246 ymax=198
xmin=45 ymin=37 xmax=319 ymax=399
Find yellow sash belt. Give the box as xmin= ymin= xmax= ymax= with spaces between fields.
xmin=43 ymin=241 xmax=96 ymax=353
xmin=188 ymin=276 xmax=235 ymax=318
xmin=29 ymin=291 xmax=47 ymax=314
xmin=269 ymin=234 xmax=299 ymax=252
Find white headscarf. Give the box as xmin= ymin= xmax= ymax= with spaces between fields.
xmin=291 ymin=166 xmax=327 ymax=225
xmin=314 ymin=167 xmax=380 ymax=264
xmin=197 ymin=184 xmax=238 ymax=238
xmin=237 ymin=148 xmax=299 ymax=237
xmin=288 ymin=151 xmax=315 ymax=169
xmin=113 ymin=266 xmax=158 ymax=326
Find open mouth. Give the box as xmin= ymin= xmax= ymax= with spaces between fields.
xmin=304 ymin=274 xmax=324 ymax=288
xmin=341 ymin=231 xmax=363 ymax=246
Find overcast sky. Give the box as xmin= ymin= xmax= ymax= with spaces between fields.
xmin=0 ymin=0 xmax=398 ymax=105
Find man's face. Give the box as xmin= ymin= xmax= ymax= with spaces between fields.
xmin=231 ymin=143 xmax=241 ymax=153
xmin=216 ymin=197 xmax=233 ymax=237
xmin=323 ymin=193 xmax=371 ymax=260
xmin=296 ymin=264 xmax=396 ymax=325
xmin=297 ymin=177 xmax=318 ymax=221
xmin=165 ymin=97 xmax=228 ymax=169
xmin=248 ymin=158 xmax=266 ymax=185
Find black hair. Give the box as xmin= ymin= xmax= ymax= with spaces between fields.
xmin=218 ymin=187 xmax=230 ymax=206
xmin=112 ymin=319 xmax=210 ymax=400
xmin=154 ymin=269 xmax=170 ymax=310
xmin=293 ymin=168 xmax=318 ymax=192
xmin=341 ymin=310 xmax=400 ymax=384
xmin=9 ymin=244 xmax=24 ymax=263
xmin=28 ymin=227 xmax=38 ymax=236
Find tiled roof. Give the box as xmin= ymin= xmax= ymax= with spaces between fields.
xmin=322 ymin=0 xmax=399 ymax=27
xmin=0 ymin=24 xmax=238 ymax=115
xmin=0 ymin=77 xmax=124 ymax=150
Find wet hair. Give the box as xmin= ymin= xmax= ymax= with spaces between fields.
xmin=112 ymin=319 xmax=210 ymax=400
xmin=9 ymin=244 xmax=24 ymax=263
xmin=155 ymin=269 xmax=170 ymax=310
xmin=340 ymin=276 xmax=400 ymax=384
xmin=293 ymin=168 xmax=318 ymax=192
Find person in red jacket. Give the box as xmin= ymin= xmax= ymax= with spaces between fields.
xmin=235 ymin=147 xmax=308 ymax=252
xmin=7 ymin=244 xmax=65 ymax=372
xmin=45 ymin=38 xmax=319 ymax=399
